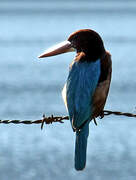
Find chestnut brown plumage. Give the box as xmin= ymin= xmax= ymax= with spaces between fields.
xmin=92 ymin=51 xmax=112 ymax=119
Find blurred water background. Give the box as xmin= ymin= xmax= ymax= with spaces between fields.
xmin=0 ymin=0 xmax=136 ymax=179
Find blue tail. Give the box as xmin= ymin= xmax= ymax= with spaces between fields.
xmin=75 ymin=120 xmax=89 ymax=171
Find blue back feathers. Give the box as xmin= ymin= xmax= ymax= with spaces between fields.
xmin=66 ymin=59 xmax=101 ymax=130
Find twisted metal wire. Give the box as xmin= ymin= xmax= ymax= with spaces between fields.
xmin=0 ymin=110 xmax=136 ymax=130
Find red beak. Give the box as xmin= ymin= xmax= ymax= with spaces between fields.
xmin=38 ymin=41 xmax=75 ymax=58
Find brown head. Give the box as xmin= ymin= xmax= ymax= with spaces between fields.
xmin=68 ymin=29 xmax=106 ymax=61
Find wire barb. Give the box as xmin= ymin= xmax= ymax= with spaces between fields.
xmin=0 ymin=110 xmax=136 ymax=129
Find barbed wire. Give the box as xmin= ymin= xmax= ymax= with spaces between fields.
xmin=0 ymin=110 xmax=136 ymax=130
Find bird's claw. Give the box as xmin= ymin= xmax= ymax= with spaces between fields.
xmin=93 ymin=118 xmax=97 ymax=126
xmin=99 ymin=111 xmax=104 ymax=119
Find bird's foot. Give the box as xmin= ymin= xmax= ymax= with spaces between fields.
xmin=93 ymin=118 xmax=97 ymax=126
xmin=99 ymin=111 xmax=104 ymax=119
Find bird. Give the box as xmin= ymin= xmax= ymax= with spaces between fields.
xmin=38 ymin=29 xmax=112 ymax=171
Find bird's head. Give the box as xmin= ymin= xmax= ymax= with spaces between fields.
xmin=38 ymin=29 xmax=106 ymax=62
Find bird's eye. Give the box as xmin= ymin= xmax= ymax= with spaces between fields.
xmin=71 ymin=41 xmax=76 ymax=48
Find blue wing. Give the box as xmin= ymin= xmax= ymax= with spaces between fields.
xmin=66 ymin=59 xmax=101 ymax=129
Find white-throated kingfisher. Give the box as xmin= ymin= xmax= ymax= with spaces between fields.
xmin=38 ymin=29 xmax=112 ymax=171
